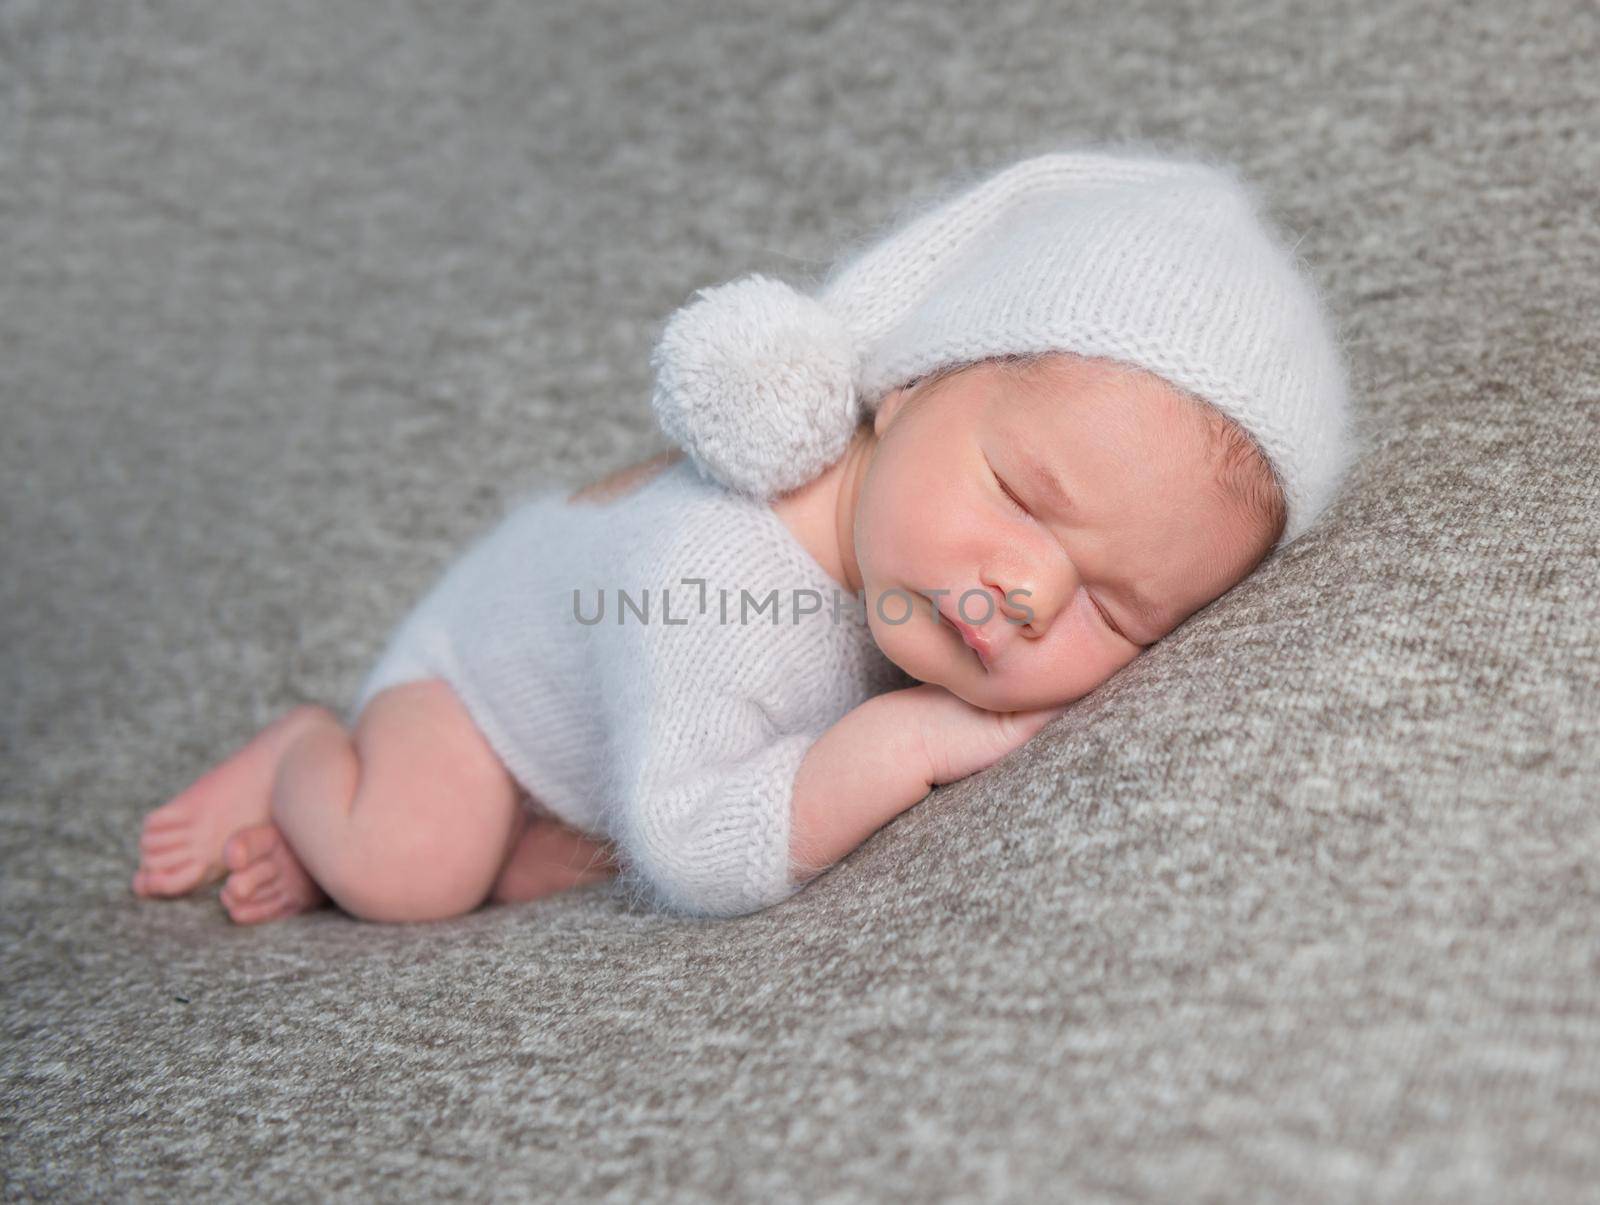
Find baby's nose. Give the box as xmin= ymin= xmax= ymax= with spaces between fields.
xmin=994 ymin=568 xmax=1076 ymax=637
xmin=995 ymin=588 xmax=1033 ymax=624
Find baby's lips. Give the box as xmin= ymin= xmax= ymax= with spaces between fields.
xmin=935 ymin=598 xmax=995 ymax=667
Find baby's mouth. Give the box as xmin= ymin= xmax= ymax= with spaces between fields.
xmin=935 ymin=598 xmax=994 ymax=669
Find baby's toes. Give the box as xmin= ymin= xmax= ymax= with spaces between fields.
xmin=132 ymin=868 xmax=155 ymax=896
xmin=137 ymin=841 xmax=188 ymax=868
xmin=221 ymin=858 xmax=280 ymax=909
xmin=224 ymin=885 xmax=289 ymax=925
xmin=140 ymin=794 xmax=193 ymax=827
xmin=138 ymin=830 xmax=194 ymax=860
xmin=222 ymin=822 xmax=281 ymax=873
xmin=131 ymin=858 xmax=202 ymax=897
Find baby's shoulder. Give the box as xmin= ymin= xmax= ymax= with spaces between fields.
xmin=597 ymin=461 xmax=785 ymax=566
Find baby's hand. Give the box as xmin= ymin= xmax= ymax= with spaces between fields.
xmin=902 ymin=683 xmax=1067 ymax=787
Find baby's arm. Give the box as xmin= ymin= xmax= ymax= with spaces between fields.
xmin=788 ymin=684 xmax=1066 ymax=884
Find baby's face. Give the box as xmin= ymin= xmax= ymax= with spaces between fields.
xmin=852 ymin=353 xmax=1278 ymax=712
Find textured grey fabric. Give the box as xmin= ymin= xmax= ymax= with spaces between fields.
xmin=3 ymin=0 xmax=1597 ymax=1199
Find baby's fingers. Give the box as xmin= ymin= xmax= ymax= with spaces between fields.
xmin=921 ymin=697 xmax=1067 ymax=786
xmin=998 ymin=703 xmax=1069 ymax=747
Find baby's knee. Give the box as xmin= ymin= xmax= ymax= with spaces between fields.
xmin=277 ymin=702 xmax=344 ymax=745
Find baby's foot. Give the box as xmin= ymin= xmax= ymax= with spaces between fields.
xmin=132 ymin=704 xmax=332 ymax=899
xmin=218 ymin=822 xmax=328 ymax=925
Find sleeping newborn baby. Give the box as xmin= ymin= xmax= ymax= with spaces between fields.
xmin=131 ymin=147 xmax=1352 ymax=922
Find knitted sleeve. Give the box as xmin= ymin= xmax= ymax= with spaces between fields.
xmin=607 ymin=711 xmax=820 ymax=920
xmin=592 ymin=587 xmax=829 ymax=919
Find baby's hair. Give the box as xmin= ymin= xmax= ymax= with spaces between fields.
xmin=1195 ymin=403 xmax=1288 ymax=553
xmin=901 ymin=351 xmax=1288 ymax=554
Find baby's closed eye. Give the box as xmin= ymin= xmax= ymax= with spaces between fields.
xmin=992 ymin=467 xmax=1029 ymax=515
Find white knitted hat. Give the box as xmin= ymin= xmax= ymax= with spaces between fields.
xmin=649 ymin=147 xmax=1353 ymax=546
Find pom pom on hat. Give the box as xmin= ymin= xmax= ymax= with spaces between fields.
xmin=649 ymin=273 xmax=861 ymax=499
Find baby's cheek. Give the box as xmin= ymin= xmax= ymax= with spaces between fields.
xmin=959 ymin=592 xmax=1140 ymax=710
xmin=1067 ymin=587 xmax=1115 ymax=648
xmin=863 ymin=603 xmax=930 ymax=679
xmin=1070 ymin=587 xmax=1144 ymax=662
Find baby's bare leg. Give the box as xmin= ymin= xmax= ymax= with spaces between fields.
xmin=490 ymin=809 xmax=620 ymax=904
xmin=249 ymin=679 xmax=521 ymax=923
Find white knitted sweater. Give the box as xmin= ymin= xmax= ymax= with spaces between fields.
xmin=347 ymin=458 xmax=914 ymax=918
